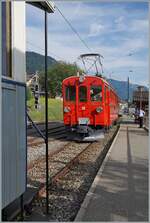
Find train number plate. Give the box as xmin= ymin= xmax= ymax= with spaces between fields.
xmin=78 ymin=118 xmax=90 ymax=125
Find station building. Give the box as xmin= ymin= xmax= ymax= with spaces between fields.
xmin=133 ymin=86 xmax=149 ymax=111
xmin=1 ymin=0 xmax=54 ymax=211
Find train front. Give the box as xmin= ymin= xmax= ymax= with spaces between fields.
xmin=62 ymin=75 xmax=105 ymax=141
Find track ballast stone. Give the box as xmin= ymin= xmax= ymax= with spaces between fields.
xmin=26 ymin=125 xmax=118 ymax=221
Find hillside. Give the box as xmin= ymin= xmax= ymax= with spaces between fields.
xmin=26 ymin=51 xmax=57 ymax=74
xmin=108 ymin=79 xmax=144 ymax=101
xmin=26 ymin=51 xmax=146 ymax=101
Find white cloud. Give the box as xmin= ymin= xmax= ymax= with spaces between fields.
xmin=115 ymin=16 xmax=124 ymax=24
xmin=26 ymin=26 xmax=88 ymax=62
xmin=27 ymin=26 xmax=148 ymax=76
xmin=130 ymin=19 xmax=149 ymax=32
xmin=114 ymin=16 xmax=127 ymax=31
xmin=105 ymin=57 xmax=147 ymax=69
xmin=26 ymin=2 xmax=149 ymax=85
xmin=88 ymin=22 xmax=105 ymax=37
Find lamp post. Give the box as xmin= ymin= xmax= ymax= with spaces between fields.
xmin=127 ymin=76 xmax=129 ymax=113
xmin=127 ymin=70 xmax=133 ymax=114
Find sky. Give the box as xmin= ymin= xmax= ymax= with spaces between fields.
xmin=26 ymin=1 xmax=149 ymax=86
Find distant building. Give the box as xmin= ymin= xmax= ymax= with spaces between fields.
xmin=133 ymin=86 xmax=149 ymax=110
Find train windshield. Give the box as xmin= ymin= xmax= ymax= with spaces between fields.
xmin=90 ymin=86 xmax=102 ymax=101
xmin=65 ymin=86 xmax=76 ymax=101
xmin=79 ymin=86 xmax=87 ymax=102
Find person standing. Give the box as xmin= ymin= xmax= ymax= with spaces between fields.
xmin=139 ymin=108 xmax=145 ymax=128
xmin=134 ymin=108 xmax=139 ymax=123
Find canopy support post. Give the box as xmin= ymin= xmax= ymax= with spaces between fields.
xmin=44 ymin=9 xmax=49 ymax=215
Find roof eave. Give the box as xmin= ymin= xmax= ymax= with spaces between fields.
xmin=27 ymin=1 xmax=55 ymax=13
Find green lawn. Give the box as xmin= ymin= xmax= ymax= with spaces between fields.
xmin=27 ymin=97 xmax=63 ymax=122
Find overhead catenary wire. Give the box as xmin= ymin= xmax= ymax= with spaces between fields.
xmin=27 ymin=41 xmax=100 ymax=75
xmin=27 ymin=6 xmax=106 ymax=73
xmin=27 ymin=41 xmax=64 ymax=61
xmin=55 ymin=5 xmax=92 ymax=53
xmin=28 ymin=7 xmax=136 ymax=79
xmin=103 ymin=67 xmax=126 ymax=82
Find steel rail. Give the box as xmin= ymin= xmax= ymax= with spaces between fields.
xmin=27 ymin=127 xmax=68 ymax=144
xmin=38 ymin=142 xmax=92 ymax=197
xmin=27 ymin=113 xmax=46 ymax=141
xmin=38 ymin=125 xmax=120 ymax=197
xmin=27 ymin=134 xmax=67 ymax=147
xmin=27 ymin=142 xmax=72 ymax=171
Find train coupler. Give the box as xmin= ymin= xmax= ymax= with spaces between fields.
xmin=77 ymin=125 xmax=89 ymax=134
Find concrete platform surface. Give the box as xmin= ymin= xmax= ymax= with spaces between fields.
xmin=75 ymin=123 xmax=149 ymax=221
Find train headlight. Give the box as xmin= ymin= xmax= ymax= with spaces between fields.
xmin=64 ymin=106 xmax=70 ymax=113
xmin=96 ymin=107 xmax=103 ymax=113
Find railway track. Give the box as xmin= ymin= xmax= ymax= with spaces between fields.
xmin=7 ymin=124 xmax=119 ymax=221
xmin=27 ymin=121 xmax=65 ymax=136
xmin=46 ymin=125 xmax=119 ymax=221
xmin=37 ymin=142 xmax=93 ymax=197
xmin=27 ymin=141 xmax=71 ymax=171
xmin=27 ymin=123 xmax=70 ymax=147
xmin=27 ymin=141 xmax=91 ymax=190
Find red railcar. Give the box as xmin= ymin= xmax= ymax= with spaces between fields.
xmin=62 ymin=75 xmax=119 ymax=136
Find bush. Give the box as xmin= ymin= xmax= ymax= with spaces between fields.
xmin=39 ymin=62 xmax=83 ymax=98
xmin=27 ymin=87 xmax=33 ymax=101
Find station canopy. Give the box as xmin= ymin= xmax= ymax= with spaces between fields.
xmin=27 ymin=1 xmax=55 ymax=13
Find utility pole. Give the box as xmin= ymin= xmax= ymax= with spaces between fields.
xmin=45 ymin=10 xmax=49 ymax=215
xmin=127 ymin=76 xmax=129 ymax=114
xmin=140 ymin=89 xmax=142 ymax=109
xmin=128 ymin=70 xmax=133 ymax=114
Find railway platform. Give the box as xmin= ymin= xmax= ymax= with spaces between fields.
xmin=75 ymin=120 xmax=149 ymax=221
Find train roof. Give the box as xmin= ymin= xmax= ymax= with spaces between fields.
xmin=63 ymin=75 xmax=118 ymax=97
xmin=63 ymin=75 xmax=105 ymax=82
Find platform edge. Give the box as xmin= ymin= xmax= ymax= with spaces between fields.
xmin=74 ymin=126 xmax=120 ymax=221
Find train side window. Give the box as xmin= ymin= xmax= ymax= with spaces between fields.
xmin=104 ymin=86 xmax=107 ymax=101
xmin=2 ymin=2 xmax=12 ymax=77
xmin=110 ymin=91 xmax=113 ymax=100
xmin=65 ymin=86 xmax=76 ymax=101
xmin=90 ymin=86 xmax=102 ymax=101
xmin=79 ymin=86 xmax=87 ymax=102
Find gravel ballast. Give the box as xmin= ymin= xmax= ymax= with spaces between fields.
xmin=25 ymin=125 xmax=119 ymax=221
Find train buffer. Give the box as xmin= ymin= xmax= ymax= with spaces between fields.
xmin=75 ymin=119 xmax=148 ymax=221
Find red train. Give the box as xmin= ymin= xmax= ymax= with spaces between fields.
xmin=62 ymin=74 xmax=119 ymax=139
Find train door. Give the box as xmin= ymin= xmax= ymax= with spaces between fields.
xmin=89 ymin=85 xmax=103 ymax=126
xmin=64 ymin=85 xmax=76 ymax=125
xmin=77 ymin=85 xmax=90 ymax=125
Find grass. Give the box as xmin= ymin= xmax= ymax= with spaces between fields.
xmin=27 ymin=97 xmax=63 ymax=122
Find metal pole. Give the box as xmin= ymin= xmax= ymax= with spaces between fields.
xmin=127 ymin=76 xmax=129 ymax=114
xmin=27 ymin=113 xmax=46 ymax=141
xmin=45 ymin=10 xmax=49 ymax=214
xmin=20 ymin=194 xmax=24 ymax=221
xmin=94 ymin=61 xmax=98 ymax=76
xmin=140 ymin=88 xmax=142 ymax=109
xmin=82 ymin=58 xmax=87 ymax=73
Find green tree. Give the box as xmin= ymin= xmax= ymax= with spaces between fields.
xmin=39 ymin=61 xmax=83 ymax=98
xmin=26 ymin=87 xmax=33 ymax=101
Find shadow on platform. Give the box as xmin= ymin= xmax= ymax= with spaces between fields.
xmin=79 ymin=125 xmax=148 ymax=221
